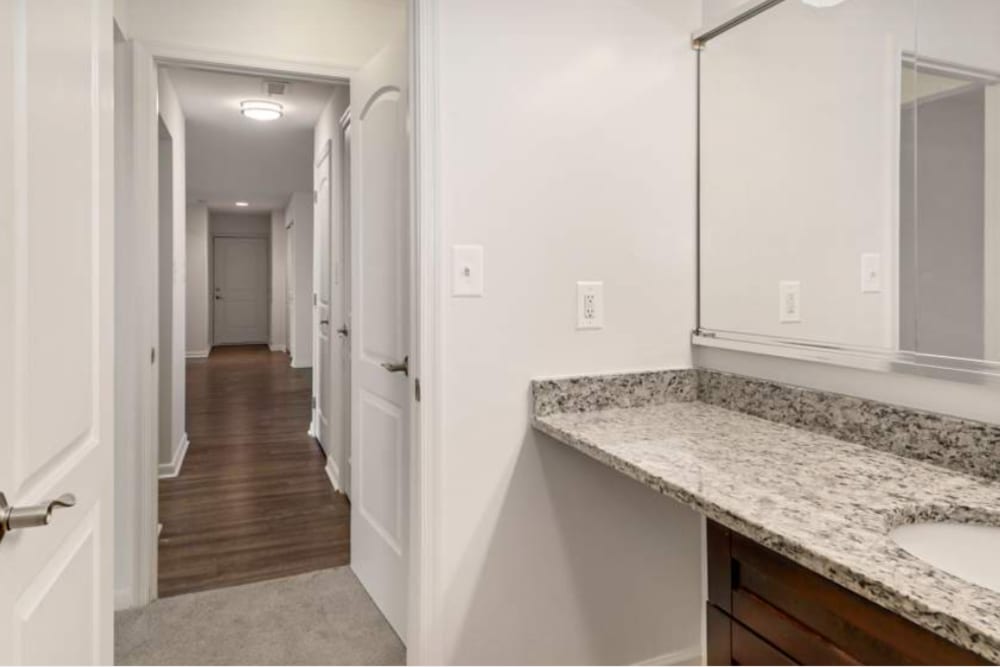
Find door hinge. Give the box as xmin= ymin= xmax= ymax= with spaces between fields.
xmin=414 ymin=377 xmax=421 ymax=402
xmin=313 ymin=190 xmax=318 ymax=204
xmin=313 ymin=293 xmax=318 ymax=306
xmin=150 ymin=347 xmax=156 ymax=364
xmin=311 ymin=396 xmax=317 ymax=410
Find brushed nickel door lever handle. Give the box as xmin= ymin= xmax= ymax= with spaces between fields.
xmin=0 ymin=492 xmax=77 ymax=544
xmin=381 ymin=356 xmax=409 ymax=377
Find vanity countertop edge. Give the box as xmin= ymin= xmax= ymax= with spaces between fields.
xmin=529 ymin=370 xmax=1000 ymax=663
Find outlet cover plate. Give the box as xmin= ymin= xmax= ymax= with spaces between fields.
xmin=577 ymin=281 xmax=604 ymax=330
xmin=779 ymin=280 xmax=801 ymax=323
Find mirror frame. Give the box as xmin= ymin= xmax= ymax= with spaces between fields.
xmin=691 ymin=0 xmax=1000 ymax=387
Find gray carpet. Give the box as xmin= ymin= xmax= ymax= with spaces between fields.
xmin=115 ymin=568 xmax=405 ymax=665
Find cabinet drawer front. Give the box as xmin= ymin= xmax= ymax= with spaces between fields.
xmin=706 ymin=521 xmax=987 ymax=666
xmin=733 ymin=589 xmax=861 ymax=665
xmin=732 ymin=618 xmax=796 ymax=666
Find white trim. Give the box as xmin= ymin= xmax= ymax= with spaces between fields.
xmin=324 ymin=456 xmax=343 ymax=493
xmin=408 ymin=0 xmax=441 ymax=663
xmin=158 ymin=432 xmax=189 ymax=479
xmin=133 ymin=39 xmax=161 ymax=608
xmin=142 ymin=40 xmax=356 ymax=83
xmin=185 ymin=348 xmax=210 ymax=359
xmin=268 ymin=343 xmax=287 ymax=353
xmin=986 ymin=84 xmax=1000 ymax=362
xmin=114 ymin=587 xmax=134 ymax=611
xmin=634 ymin=646 xmax=704 ymax=666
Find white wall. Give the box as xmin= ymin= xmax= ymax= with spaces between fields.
xmin=185 ymin=202 xmax=210 ymax=356
xmin=121 ymin=0 xmax=404 ymax=72
xmin=313 ymin=88 xmax=350 ymax=485
xmin=157 ymin=69 xmax=187 ymax=468
xmin=432 ymin=1 xmax=703 ymax=663
xmin=285 ymin=192 xmax=314 ymax=367
xmin=701 ymin=0 xmax=750 ymax=26
xmin=270 ymin=209 xmax=288 ymax=352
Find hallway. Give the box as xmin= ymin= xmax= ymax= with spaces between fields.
xmin=158 ymin=345 xmax=350 ymax=597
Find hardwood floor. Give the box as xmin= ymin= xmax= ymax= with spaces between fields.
xmin=158 ymin=345 xmax=350 ymax=598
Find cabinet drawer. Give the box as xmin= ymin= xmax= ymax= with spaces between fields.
xmin=705 ymin=520 xmax=986 ymax=666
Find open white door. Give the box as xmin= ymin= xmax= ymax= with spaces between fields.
xmin=350 ymin=30 xmax=410 ymax=640
xmin=0 ymin=0 xmax=115 ymax=663
xmin=315 ymin=142 xmax=333 ymax=453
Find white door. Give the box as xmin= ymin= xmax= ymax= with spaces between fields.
xmin=0 ymin=0 xmax=115 ymax=663
xmin=315 ymin=143 xmax=333 ymax=454
xmin=350 ymin=30 xmax=411 ymax=639
xmin=213 ymin=236 xmax=269 ymax=345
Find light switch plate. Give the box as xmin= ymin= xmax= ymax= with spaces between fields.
xmin=861 ymin=253 xmax=881 ymax=293
xmin=779 ymin=281 xmax=801 ymax=323
xmin=577 ymin=281 xmax=604 ymax=329
xmin=452 ymin=245 xmax=484 ymax=297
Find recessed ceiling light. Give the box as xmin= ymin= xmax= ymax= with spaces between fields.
xmin=240 ymin=100 xmax=283 ymax=121
xmin=235 ymin=201 xmax=249 ymax=207
xmin=801 ymin=0 xmax=847 ymax=6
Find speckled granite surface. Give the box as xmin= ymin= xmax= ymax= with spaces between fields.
xmin=530 ymin=372 xmax=1000 ymax=662
xmin=698 ymin=370 xmax=1000 ymax=481
xmin=532 ymin=370 xmax=697 ymax=417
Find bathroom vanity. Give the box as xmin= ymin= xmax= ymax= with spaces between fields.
xmin=705 ymin=520 xmax=984 ymax=665
xmin=530 ymin=370 xmax=1000 ymax=665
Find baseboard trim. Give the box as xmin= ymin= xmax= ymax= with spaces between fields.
xmin=158 ymin=432 xmax=189 ymax=479
xmin=635 ymin=646 xmax=703 ymax=666
xmin=186 ymin=349 xmax=210 ymax=359
xmin=324 ymin=456 xmax=343 ymax=493
xmin=114 ymin=587 xmax=134 ymax=611
xmin=268 ymin=343 xmax=286 ymax=353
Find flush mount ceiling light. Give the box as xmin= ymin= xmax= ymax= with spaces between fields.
xmin=801 ymin=0 xmax=848 ymax=6
xmin=235 ymin=201 xmax=249 ymax=207
xmin=240 ymin=100 xmax=283 ymax=121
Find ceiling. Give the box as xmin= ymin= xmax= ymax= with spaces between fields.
xmin=166 ymin=66 xmax=341 ymax=213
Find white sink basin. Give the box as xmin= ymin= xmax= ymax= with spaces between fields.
xmin=891 ymin=522 xmax=1000 ymax=594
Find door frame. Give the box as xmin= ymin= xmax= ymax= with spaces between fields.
xmin=119 ymin=4 xmax=443 ymax=661
xmin=210 ymin=233 xmax=272 ymax=346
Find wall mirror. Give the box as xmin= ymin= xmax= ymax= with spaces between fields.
xmin=695 ymin=0 xmax=1000 ymax=382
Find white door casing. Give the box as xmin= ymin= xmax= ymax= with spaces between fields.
xmin=350 ymin=31 xmax=411 ymax=640
xmin=213 ymin=236 xmax=269 ymax=345
xmin=286 ymin=220 xmax=296 ymax=360
xmin=0 ymin=0 xmax=115 ymax=663
xmin=315 ymin=142 xmax=333 ymax=453
xmin=338 ymin=115 xmax=353 ymax=498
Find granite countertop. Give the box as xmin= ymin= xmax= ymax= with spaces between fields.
xmin=531 ymin=386 xmax=1000 ymax=662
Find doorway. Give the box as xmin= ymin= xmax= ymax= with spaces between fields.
xmin=136 ymin=35 xmax=415 ymax=646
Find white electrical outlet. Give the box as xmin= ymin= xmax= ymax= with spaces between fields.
xmin=861 ymin=253 xmax=881 ymax=293
xmin=779 ymin=281 xmax=801 ymax=323
xmin=577 ymin=281 xmax=604 ymax=330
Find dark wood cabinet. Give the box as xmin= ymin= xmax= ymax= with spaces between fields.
xmin=705 ymin=520 xmax=988 ymax=666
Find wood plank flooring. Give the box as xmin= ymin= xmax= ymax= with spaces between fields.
xmin=158 ymin=345 xmax=350 ymax=598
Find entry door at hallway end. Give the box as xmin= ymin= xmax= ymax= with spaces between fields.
xmin=350 ymin=29 xmax=411 ymax=641
xmin=213 ymin=236 xmax=269 ymax=345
